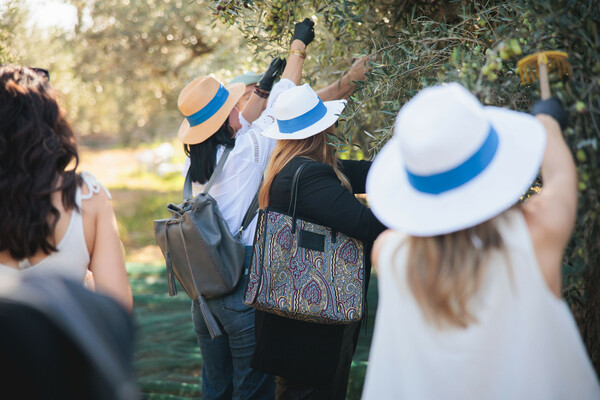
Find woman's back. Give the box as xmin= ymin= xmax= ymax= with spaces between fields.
xmin=362 ymin=208 xmax=600 ymax=400
xmin=252 ymin=155 xmax=385 ymax=388
xmin=0 ymin=172 xmax=106 ymax=281
xmin=268 ymin=157 xmax=383 ymax=242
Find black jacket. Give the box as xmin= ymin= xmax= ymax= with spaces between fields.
xmin=251 ymin=157 xmax=386 ymax=387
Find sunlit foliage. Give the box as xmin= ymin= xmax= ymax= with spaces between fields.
xmin=212 ymin=0 xmax=600 ymax=375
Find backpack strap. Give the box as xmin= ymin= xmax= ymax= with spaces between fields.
xmin=183 ymin=145 xmax=260 ymax=236
xmin=183 ymin=147 xmax=233 ymax=200
xmin=238 ymin=185 xmax=261 ymax=237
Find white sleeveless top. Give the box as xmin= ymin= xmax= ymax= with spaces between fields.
xmin=362 ymin=209 xmax=600 ymax=400
xmin=0 ymin=172 xmax=109 ymax=283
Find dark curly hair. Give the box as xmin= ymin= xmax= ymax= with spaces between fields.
xmin=0 ymin=66 xmax=81 ymax=260
xmin=184 ymin=118 xmax=235 ymax=184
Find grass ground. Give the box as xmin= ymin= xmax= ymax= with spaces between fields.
xmin=79 ymin=145 xmax=376 ymax=399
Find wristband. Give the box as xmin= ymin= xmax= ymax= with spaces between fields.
xmin=531 ymin=97 xmax=569 ymax=130
xmin=289 ymin=49 xmax=306 ymax=59
xmin=254 ymin=87 xmax=270 ymax=99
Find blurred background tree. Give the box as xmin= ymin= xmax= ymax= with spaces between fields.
xmin=0 ymin=0 xmax=22 ymax=63
xmin=3 ymin=0 xmax=263 ymax=144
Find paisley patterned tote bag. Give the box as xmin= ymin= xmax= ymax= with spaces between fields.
xmin=243 ymin=162 xmax=365 ymax=324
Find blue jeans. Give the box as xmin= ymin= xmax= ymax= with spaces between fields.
xmin=191 ymin=246 xmax=274 ymax=400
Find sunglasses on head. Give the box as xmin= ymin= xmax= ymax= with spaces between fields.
xmin=30 ymin=67 xmax=50 ymax=81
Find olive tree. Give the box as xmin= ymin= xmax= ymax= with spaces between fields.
xmin=212 ymin=0 xmax=600 ymax=376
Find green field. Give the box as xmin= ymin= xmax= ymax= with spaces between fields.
xmin=129 ymin=262 xmax=378 ymax=399
xmin=81 ymin=146 xmax=379 ymax=399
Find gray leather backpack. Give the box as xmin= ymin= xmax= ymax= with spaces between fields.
xmin=154 ymin=147 xmax=258 ymax=338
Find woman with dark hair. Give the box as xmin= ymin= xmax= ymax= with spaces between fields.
xmin=0 ymin=65 xmax=132 ymax=311
xmin=253 ymin=80 xmax=385 ymax=399
xmin=176 ymin=19 xmax=316 ymax=400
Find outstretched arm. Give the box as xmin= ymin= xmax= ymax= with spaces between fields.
xmin=522 ymin=107 xmax=577 ymax=297
xmin=317 ymin=56 xmax=369 ymax=101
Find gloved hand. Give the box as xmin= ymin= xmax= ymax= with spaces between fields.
xmin=292 ymin=18 xmax=315 ymax=46
xmin=257 ymin=57 xmax=287 ymax=92
xmin=532 ymin=97 xmax=569 ymax=130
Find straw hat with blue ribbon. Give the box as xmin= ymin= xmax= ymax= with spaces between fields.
xmin=260 ymin=83 xmax=347 ymax=140
xmin=366 ymin=82 xmax=547 ymax=236
xmin=177 ymin=76 xmax=245 ymax=144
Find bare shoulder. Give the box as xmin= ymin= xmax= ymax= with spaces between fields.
xmin=79 ymin=172 xmax=114 ymax=215
xmin=521 ymin=192 xmax=574 ymax=246
xmin=372 ymin=229 xmax=397 ymax=271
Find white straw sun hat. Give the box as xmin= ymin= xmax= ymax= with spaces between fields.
xmin=260 ymin=83 xmax=347 ymax=140
xmin=366 ymin=82 xmax=547 ymax=236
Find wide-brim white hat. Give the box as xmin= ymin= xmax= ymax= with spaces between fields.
xmin=260 ymin=83 xmax=347 ymax=140
xmin=366 ymin=82 xmax=547 ymax=236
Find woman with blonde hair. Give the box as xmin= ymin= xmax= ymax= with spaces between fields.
xmin=0 ymin=66 xmax=132 ymax=311
xmin=252 ymin=81 xmax=385 ymax=399
xmin=362 ymin=82 xmax=600 ymax=399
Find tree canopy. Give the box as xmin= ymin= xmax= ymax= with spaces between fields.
xmin=212 ymin=0 xmax=600 ymax=374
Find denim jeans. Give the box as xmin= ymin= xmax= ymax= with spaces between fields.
xmin=191 ymin=246 xmax=274 ymax=400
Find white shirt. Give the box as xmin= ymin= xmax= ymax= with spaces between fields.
xmin=182 ymin=78 xmax=295 ymax=246
xmin=362 ymin=209 xmax=600 ymax=400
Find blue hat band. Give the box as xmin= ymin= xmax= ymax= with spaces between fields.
xmin=406 ymin=126 xmax=499 ymax=195
xmin=276 ymin=99 xmax=328 ymax=134
xmin=186 ymin=85 xmax=229 ymax=127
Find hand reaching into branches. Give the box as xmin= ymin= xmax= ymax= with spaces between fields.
xmin=257 ymin=57 xmax=287 ymax=92
xmin=348 ymin=56 xmax=371 ymax=83
xmin=292 ymin=18 xmax=315 ymax=47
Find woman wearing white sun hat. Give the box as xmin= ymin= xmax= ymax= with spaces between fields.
xmin=252 ymin=82 xmax=386 ymax=399
xmin=362 ymin=82 xmax=600 ymax=399
xmin=177 ymin=18 xmax=372 ymax=400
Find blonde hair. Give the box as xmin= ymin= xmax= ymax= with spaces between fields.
xmin=398 ymin=216 xmax=507 ymax=328
xmin=259 ymin=127 xmax=351 ymax=209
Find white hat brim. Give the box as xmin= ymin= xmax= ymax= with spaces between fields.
xmin=260 ymin=100 xmax=347 ymax=140
xmin=366 ymin=107 xmax=547 ymax=236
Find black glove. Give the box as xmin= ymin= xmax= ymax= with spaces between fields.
xmin=532 ymin=97 xmax=569 ymax=130
xmin=292 ymin=18 xmax=315 ymax=46
xmin=257 ymin=57 xmax=287 ymax=92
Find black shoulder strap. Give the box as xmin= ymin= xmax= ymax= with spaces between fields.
xmin=287 ymin=161 xmax=310 ymax=215
xmin=287 ymin=162 xmax=311 ymax=233
xmin=183 ymin=147 xmax=233 ymax=200
xmin=239 ymin=183 xmax=261 ymax=235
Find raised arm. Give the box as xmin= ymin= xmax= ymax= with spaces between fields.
xmin=281 ymin=18 xmax=314 ymax=84
xmin=241 ymin=57 xmax=286 ymax=123
xmin=317 ymin=56 xmax=369 ymax=101
xmin=241 ymin=18 xmax=315 ymax=122
xmin=522 ymin=101 xmax=577 ymax=297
